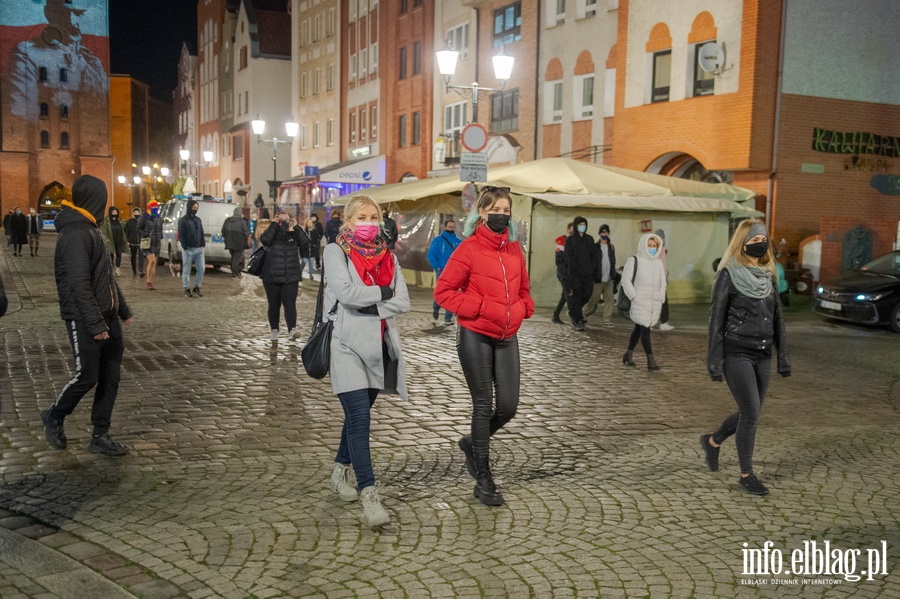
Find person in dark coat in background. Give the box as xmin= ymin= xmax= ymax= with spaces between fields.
xmin=381 ymin=208 xmax=399 ymax=250
xmin=99 ymin=206 xmax=127 ymax=276
xmin=26 ymin=207 xmax=44 ymax=257
xmin=124 ymin=207 xmax=144 ymax=277
xmin=3 ymin=209 xmax=12 ymax=249
xmin=583 ymin=223 xmax=618 ymax=326
xmin=564 ymin=216 xmax=599 ymax=331
xmin=551 ymin=222 xmax=573 ymax=324
xmin=260 ymin=211 xmax=306 ymax=341
xmin=310 ymin=212 xmax=325 ymax=268
xmin=324 ymin=211 xmax=342 ymax=244
xmin=8 ymin=208 xmax=28 ymax=257
xmin=41 ymin=175 xmax=133 ymax=457
xmin=221 ymin=206 xmax=251 ymax=278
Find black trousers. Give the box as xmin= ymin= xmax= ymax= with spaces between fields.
xmin=129 ymin=244 xmax=143 ymax=275
xmin=457 ymin=327 xmax=520 ymax=461
xmin=263 ymin=280 xmax=299 ymax=330
xmin=50 ymin=317 xmax=125 ymax=437
xmin=712 ymin=349 xmax=771 ymax=474
xmin=567 ymin=276 xmax=593 ymax=324
xmin=229 ymin=249 xmax=243 ymax=276
xmin=627 ymin=324 xmax=653 ymax=355
xmin=553 ymin=276 xmax=569 ymax=318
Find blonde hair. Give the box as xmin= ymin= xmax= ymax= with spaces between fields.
xmin=718 ymin=218 xmax=776 ymax=277
xmin=340 ymin=195 xmax=381 ymax=231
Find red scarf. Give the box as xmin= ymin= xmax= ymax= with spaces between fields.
xmin=337 ymin=230 xmax=395 ymax=286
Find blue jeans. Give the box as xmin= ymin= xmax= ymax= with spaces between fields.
xmin=302 ymin=257 xmax=316 ymax=279
xmin=181 ymin=247 xmax=205 ymax=289
xmin=433 ymin=268 xmax=454 ymax=322
xmin=335 ymin=388 xmax=379 ymax=491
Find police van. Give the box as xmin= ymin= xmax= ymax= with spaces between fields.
xmin=158 ymin=197 xmax=241 ymax=268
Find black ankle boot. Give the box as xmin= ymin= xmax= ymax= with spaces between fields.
xmin=622 ymin=351 xmax=636 ymax=366
xmin=647 ymin=354 xmax=661 ymax=371
xmin=473 ymin=457 xmax=504 ymax=506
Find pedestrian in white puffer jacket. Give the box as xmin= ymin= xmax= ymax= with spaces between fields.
xmin=621 ymin=232 xmax=667 ymax=370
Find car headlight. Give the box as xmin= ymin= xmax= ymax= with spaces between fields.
xmin=854 ymin=291 xmax=891 ymax=301
xmin=816 ymin=286 xmax=825 ymax=295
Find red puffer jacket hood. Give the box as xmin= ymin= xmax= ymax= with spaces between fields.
xmin=434 ymin=223 xmax=534 ymax=339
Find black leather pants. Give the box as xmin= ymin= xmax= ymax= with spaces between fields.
xmin=456 ymin=326 xmax=520 ymax=461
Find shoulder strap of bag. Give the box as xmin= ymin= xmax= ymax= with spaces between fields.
xmin=317 ymin=250 xmax=347 ymax=321
xmin=631 ymin=255 xmax=638 ymax=283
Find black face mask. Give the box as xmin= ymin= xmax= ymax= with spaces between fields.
xmin=486 ymin=214 xmax=510 ymax=233
xmin=744 ymin=241 xmax=769 ymax=258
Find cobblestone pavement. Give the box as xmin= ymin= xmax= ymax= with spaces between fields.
xmin=1 ymin=235 xmax=898 ymax=599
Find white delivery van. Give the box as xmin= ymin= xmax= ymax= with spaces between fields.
xmin=158 ymin=197 xmax=241 ymax=268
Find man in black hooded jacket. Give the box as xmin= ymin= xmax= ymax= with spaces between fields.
xmin=178 ymin=199 xmax=206 ymax=297
xmin=41 ymin=175 xmax=133 ymax=456
xmin=564 ymin=215 xmax=599 ymax=331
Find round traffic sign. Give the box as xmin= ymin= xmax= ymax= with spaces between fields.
xmin=460 ymin=123 xmax=488 ymax=153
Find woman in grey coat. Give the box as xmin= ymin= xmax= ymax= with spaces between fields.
xmin=323 ymin=195 xmax=410 ymax=528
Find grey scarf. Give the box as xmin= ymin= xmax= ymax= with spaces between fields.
xmin=725 ymin=260 xmax=773 ymax=299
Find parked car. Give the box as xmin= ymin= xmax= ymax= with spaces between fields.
xmin=157 ymin=197 xmax=241 ymax=269
xmin=813 ymin=250 xmax=900 ymax=333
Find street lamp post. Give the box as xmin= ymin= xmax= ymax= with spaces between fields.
xmin=117 ymin=174 xmax=142 ymax=211
xmin=436 ymin=45 xmax=515 ymax=123
xmin=179 ymin=150 xmax=213 ymax=197
xmin=251 ymin=116 xmax=298 ymax=210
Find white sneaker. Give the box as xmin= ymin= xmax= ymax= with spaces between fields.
xmin=331 ymin=463 xmax=359 ymax=502
xmin=659 ymin=322 xmax=675 ymax=331
xmin=360 ymin=484 xmax=389 ymax=528
xmin=287 ymin=328 xmax=298 ymax=340
xmin=270 ymin=329 xmax=279 ymax=340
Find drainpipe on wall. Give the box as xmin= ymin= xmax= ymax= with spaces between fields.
xmin=533 ymin=1 xmax=541 ymax=162
xmin=766 ymin=0 xmax=789 ymax=229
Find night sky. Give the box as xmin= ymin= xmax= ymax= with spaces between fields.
xmin=109 ymin=0 xmax=197 ymax=101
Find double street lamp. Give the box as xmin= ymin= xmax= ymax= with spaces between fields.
xmin=118 ymin=163 xmax=170 ymax=207
xmin=435 ymin=44 xmax=515 ymax=123
xmin=251 ymin=116 xmax=298 ymax=204
xmin=179 ymin=149 xmax=214 ymax=196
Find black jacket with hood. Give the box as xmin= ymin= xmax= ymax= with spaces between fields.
xmin=564 ymin=217 xmax=600 ymax=280
xmin=178 ymin=199 xmax=206 ymax=249
xmin=260 ymin=220 xmax=305 ymax=284
xmin=221 ymin=207 xmax=251 ymax=251
xmin=54 ymin=175 xmax=132 ymax=336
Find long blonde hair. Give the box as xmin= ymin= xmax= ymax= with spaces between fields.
xmin=718 ymin=218 xmax=776 ymax=277
xmin=340 ymin=195 xmax=381 ymax=232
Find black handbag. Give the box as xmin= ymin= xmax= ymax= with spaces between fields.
xmin=301 ymin=260 xmax=338 ymax=379
xmin=615 ymin=256 xmax=638 ymax=319
xmin=246 ymin=246 xmax=267 ymax=276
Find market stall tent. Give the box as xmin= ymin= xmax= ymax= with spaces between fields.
xmin=332 ymin=158 xmax=761 ymax=306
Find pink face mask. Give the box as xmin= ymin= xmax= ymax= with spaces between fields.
xmin=353 ymin=222 xmax=380 ymax=242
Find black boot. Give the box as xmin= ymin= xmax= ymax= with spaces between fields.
xmin=622 ymin=351 xmax=636 ymax=367
xmin=473 ymin=456 xmax=504 ymax=506
xmin=647 ymin=354 xmax=661 ymax=371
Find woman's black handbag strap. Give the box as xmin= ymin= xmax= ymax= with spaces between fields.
xmin=314 ymin=250 xmax=344 ymax=324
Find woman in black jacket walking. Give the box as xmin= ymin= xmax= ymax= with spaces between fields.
xmin=700 ymin=219 xmax=790 ymax=496
xmin=260 ymin=211 xmax=308 ymax=341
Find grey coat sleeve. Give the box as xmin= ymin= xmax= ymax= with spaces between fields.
xmin=323 ymin=244 xmax=384 ymax=309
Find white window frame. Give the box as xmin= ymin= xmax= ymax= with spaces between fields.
xmin=549 ymin=0 xmax=565 ymax=26
xmin=349 ymin=111 xmax=357 ymax=143
xmin=370 ymin=105 xmax=378 ymax=138
xmin=577 ymin=0 xmax=598 ymax=19
xmin=443 ymin=100 xmax=467 ymax=135
xmin=360 ymin=109 xmax=368 ymax=139
xmin=327 ymin=118 xmax=335 ymax=145
xmin=573 ymin=74 xmax=594 ymax=119
xmin=300 ymin=19 xmax=310 ymax=46
xmin=349 ymin=0 xmax=358 ymax=23
xmin=360 ymin=49 xmax=368 ymax=78
xmin=350 ymin=54 xmax=357 ymax=82
xmin=327 ymin=7 xmax=336 ymax=36
xmin=327 ymin=62 xmax=335 ymax=90
xmin=314 ymin=67 xmax=322 ymax=94
xmin=545 ymin=81 xmax=563 ymax=122
xmin=314 ymin=13 xmax=323 ymax=42
xmin=300 ymin=71 xmax=309 ymax=97
xmin=370 ymin=43 xmax=379 ymax=74
xmin=446 ymin=23 xmax=469 ymax=59
xmin=313 ymin=121 xmax=320 ymax=148
xmin=300 ymin=123 xmax=308 ymax=149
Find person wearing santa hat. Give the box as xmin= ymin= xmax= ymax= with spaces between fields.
xmin=551 ymin=222 xmax=573 ymax=324
xmin=138 ymin=200 xmax=163 ymax=290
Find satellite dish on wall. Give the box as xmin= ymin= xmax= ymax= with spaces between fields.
xmin=698 ymin=42 xmax=725 ymax=73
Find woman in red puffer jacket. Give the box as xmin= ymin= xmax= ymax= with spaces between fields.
xmin=434 ymin=186 xmax=534 ymax=507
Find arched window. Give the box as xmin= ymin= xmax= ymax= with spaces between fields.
xmin=60 ymin=132 xmax=70 ymax=149
xmin=40 ymin=103 xmax=49 ymax=118
xmin=544 ymin=58 xmax=563 ymax=123
xmin=573 ymin=51 xmax=595 ymax=120
xmin=646 ymin=23 xmax=672 ymax=102
xmin=689 ymin=12 xmax=718 ymax=97
xmin=40 ymin=130 xmax=50 ymax=148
